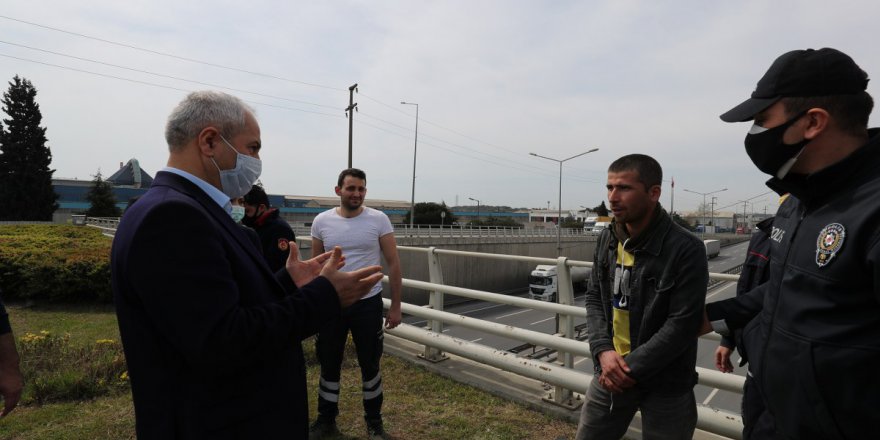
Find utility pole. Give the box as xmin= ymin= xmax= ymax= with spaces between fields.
xmin=346 ymin=83 xmax=358 ymax=168
xmin=710 ymin=196 xmax=718 ymax=233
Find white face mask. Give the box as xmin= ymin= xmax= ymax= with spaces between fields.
xmin=212 ymin=135 xmax=262 ymax=199
xmin=230 ymin=205 xmax=245 ymax=223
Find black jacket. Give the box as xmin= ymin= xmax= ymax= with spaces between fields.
xmin=246 ymin=208 xmax=296 ymax=273
xmin=718 ymin=129 xmax=880 ymax=439
xmin=585 ymin=206 xmax=708 ymax=394
xmin=112 ymin=172 xmax=339 ymax=439
xmin=718 ymin=216 xmax=773 ymax=366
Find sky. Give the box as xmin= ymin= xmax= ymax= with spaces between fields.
xmin=2 ymin=1 xmax=879 ymax=215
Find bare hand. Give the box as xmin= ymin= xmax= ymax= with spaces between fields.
xmin=715 ymin=345 xmax=734 ymax=373
xmin=385 ymin=305 xmax=402 ymax=329
xmin=597 ymin=350 xmax=635 ymax=393
xmin=320 ymin=247 xmax=384 ymax=308
xmin=0 ymin=333 xmax=24 ymax=417
xmin=285 ymin=242 xmax=344 ymax=288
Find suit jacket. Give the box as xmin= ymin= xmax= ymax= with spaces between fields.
xmin=111 ymin=171 xmax=340 ymax=439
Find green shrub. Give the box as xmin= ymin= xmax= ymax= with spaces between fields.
xmin=0 ymin=225 xmax=111 ymax=302
xmin=17 ymin=330 xmax=128 ymax=404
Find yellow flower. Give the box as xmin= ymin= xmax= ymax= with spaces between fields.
xmin=120 ymin=371 xmax=129 ymax=381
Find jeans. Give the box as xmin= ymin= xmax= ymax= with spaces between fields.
xmin=575 ymin=375 xmax=697 ymax=440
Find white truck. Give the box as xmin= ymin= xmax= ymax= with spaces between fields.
xmin=583 ymin=216 xmax=612 ymax=234
xmin=704 ymin=239 xmax=721 ymax=259
xmin=528 ymin=265 xmax=590 ymax=301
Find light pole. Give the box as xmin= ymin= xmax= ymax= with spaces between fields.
xmin=683 ymin=187 xmax=727 ymax=238
xmin=401 ymin=101 xmax=419 ymax=230
xmin=530 ymin=148 xmax=600 ymax=256
xmin=468 ymin=197 xmax=481 ymax=226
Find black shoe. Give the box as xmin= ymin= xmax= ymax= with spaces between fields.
xmin=366 ymin=418 xmax=390 ymax=440
xmin=308 ymin=417 xmax=339 ymax=440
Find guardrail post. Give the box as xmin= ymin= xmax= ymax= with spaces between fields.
xmin=544 ymin=256 xmax=582 ymax=409
xmin=420 ymin=246 xmax=448 ymax=363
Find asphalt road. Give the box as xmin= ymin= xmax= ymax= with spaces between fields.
xmin=402 ymin=239 xmax=753 ymax=415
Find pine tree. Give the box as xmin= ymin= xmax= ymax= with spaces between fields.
xmin=0 ymin=76 xmax=58 ymax=220
xmin=85 ymin=171 xmax=121 ymax=217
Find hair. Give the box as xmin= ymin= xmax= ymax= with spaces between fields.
xmin=608 ymin=154 xmax=663 ymax=191
xmin=243 ymin=184 xmax=270 ymax=208
xmin=164 ymin=91 xmax=255 ymax=151
xmin=337 ymin=168 xmax=367 ymax=187
xmin=781 ymin=91 xmax=873 ymax=137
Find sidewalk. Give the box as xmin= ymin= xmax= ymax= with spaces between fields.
xmin=384 ymin=334 xmax=732 ymax=440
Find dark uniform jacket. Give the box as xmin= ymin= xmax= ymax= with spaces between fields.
xmin=585 ymin=206 xmax=708 ymax=394
xmin=718 ymin=216 xmax=773 ymax=365
xmin=246 ymin=208 xmax=296 ymax=272
xmin=111 ymin=172 xmax=339 ymax=439
xmin=720 ymin=129 xmax=880 ymax=439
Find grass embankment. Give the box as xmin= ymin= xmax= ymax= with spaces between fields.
xmin=1 ymin=304 xmax=577 ymax=439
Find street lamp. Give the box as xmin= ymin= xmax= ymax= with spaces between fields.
xmin=401 ymin=101 xmax=419 ymax=230
xmin=468 ymin=197 xmax=481 ymax=225
xmin=682 ymin=187 xmax=727 ymax=238
xmin=530 ymin=148 xmax=600 ymax=256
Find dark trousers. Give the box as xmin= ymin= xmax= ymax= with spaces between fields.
xmin=315 ymin=293 xmax=384 ymax=421
xmin=575 ymin=375 xmax=697 ymax=440
xmin=743 ymin=372 xmax=776 ymax=439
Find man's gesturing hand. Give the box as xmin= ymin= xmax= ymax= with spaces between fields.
xmin=285 ymin=241 xmax=344 ymax=288
xmin=597 ymin=350 xmax=636 ymax=393
xmin=320 ymin=246 xmax=384 ymax=308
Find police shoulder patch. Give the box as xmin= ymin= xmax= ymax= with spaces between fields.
xmin=815 ymin=223 xmax=845 ymax=268
xmin=278 ymin=238 xmax=289 ymax=251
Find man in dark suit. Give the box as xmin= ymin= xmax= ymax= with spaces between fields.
xmin=111 ymin=90 xmax=383 ymax=439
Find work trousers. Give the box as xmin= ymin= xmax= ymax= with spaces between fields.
xmin=315 ymin=293 xmax=384 ymax=421
xmin=575 ymin=375 xmax=697 ymax=440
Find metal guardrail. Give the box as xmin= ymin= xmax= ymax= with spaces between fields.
xmin=383 ymin=245 xmax=744 ymax=439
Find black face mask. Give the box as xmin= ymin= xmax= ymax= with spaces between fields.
xmin=744 ymin=111 xmax=810 ymax=179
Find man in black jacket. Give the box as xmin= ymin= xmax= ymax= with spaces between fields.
xmin=111 ymin=90 xmax=384 ymax=439
xmin=243 ymin=185 xmax=296 ymax=272
xmin=576 ymin=154 xmax=708 ymax=440
xmin=713 ymin=216 xmax=774 ymax=439
xmin=704 ymin=47 xmax=880 ymax=439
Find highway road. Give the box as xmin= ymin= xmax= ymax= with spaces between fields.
xmin=402 ymin=239 xmax=753 ymax=415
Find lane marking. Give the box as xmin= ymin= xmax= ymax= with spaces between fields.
xmin=530 ymin=317 xmax=555 ymax=325
xmin=497 ymin=309 xmax=530 ymax=319
xmin=470 ymin=338 xmax=483 ymax=343
xmin=702 ymin=388 xmax=720 ymax=405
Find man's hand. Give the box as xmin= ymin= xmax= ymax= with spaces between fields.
xmin=0 ymin=333 xmax=23 ymax=417
xmin=285 ymin=242 xmax=344 ymax=288
xmin=597 ymin=350 xmax=636 ymax=393
xmin=385 ymin=304 xmax=402 ymax=329
xmin=715 ymin=346 xmax=734 ymax=373
xmin=320 ymin=247 xmax=384 ymax=308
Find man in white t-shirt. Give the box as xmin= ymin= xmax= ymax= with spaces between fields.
xmin=308 ymin=168 xmax=402 ymax=440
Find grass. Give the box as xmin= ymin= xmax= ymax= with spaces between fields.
xmin=1 ymin=304 xmax=578 ymax=439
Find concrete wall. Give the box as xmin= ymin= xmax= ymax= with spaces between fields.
xmin=390 ymin=236 xmax=597 ymax=306
xmin=303 ymin=234 xmax=597 ymax=306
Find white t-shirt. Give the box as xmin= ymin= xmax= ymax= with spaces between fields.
xmin=311 ymin=206 xmax=394 ymax=299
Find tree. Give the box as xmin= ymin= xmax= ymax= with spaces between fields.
xmin=592 ymin=201 xmax=609 ymax=217
xmin=560 ymin=215 xmax=584 ymax=229
xmin=85 ymin=171 xmax=121 ymax=217
xmin=403 ymin=202 xmax=456 ymax=225
xmin=0 ymin=76 xmax=58 ymax=220
xmin=671 ymin=212 xmax=695 ymax=232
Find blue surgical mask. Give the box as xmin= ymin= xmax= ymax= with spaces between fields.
xmin=212 ymin=135 xmax=262 ymax=199
xmin=230 ymin=205 xmax=245 ymax=223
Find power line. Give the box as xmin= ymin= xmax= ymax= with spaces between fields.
xmin=0 ymin=40 xmax=340 ymax=110
xmin=0 ymin=14 xmax=345 ymax=91
xmin=0 ymin=53 xmax=345 ymax=119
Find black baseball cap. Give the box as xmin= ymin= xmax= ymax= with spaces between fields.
xmin=720 ymin=48 xmax=869 ymax=122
